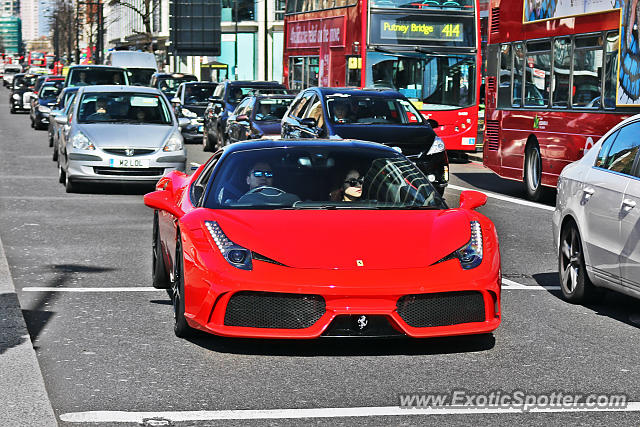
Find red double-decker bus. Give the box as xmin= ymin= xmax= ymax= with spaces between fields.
xmin=483 ymin=0 xmax=638 ymax=201
xmin=283 ymin=0 xmax=481 ymax=152
xmin=28 ymin=51 xmax=46 ymax=67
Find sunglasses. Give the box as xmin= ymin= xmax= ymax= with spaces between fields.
xmin=252 ymin=170 xmax=273 ymax=178
xmin=344 ymin=177 xmax=364 ymax=187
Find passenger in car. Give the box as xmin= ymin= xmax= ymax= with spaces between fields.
xmin=330 ymin=169 xmax=363 ymax=201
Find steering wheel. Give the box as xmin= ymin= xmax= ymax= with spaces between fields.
xmin=244 ymin=186 xmax=286 ymax=196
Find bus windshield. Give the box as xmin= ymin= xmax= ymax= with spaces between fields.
xmin=366 ymin=51 xmax=476 ymax=109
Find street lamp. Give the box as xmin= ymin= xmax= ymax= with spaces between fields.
xmin=234 ymin=0 xmax=238 ymax=80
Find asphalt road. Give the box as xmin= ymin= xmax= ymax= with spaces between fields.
xmin=1 ymin=91 xmax=639 ymax=426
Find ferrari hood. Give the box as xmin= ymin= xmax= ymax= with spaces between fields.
xmin=210 ymin=209 xmax=473 ymax=270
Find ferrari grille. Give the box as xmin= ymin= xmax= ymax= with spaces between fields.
xmin=396 ymin=291 xmax=485 ymax=327
xmin=224 ymin=291 xmax=325 ymax=329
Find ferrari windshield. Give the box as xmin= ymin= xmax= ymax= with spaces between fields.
xmin=77 ymin=92 xmax=172 ymax=124
xmin=205 ymin=146 xmax=446 ymax=210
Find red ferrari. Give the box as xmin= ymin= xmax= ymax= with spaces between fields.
xmin=144 ymin=140 xmax=501 ymax=338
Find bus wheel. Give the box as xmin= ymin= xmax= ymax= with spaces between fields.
xmin=524 ymin=143 xmax=544 ymax=202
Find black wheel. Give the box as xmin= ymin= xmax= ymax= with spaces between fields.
xmin=202 ymin=129 xmax=213 ymax=152
xmin=52 ymin=143 xmax=58 ymax=161
xmin=30 ymin=117 xmax=35 ymax=128
xmin=172 ymin=234 xmax=193 ymax=338
xmin=524 ymin=143 xmax=544 ymax=202
xmin=48 ymin=132 xmax=54 ymax=148
xmin=10 ymin=104 xmax=15 ymax=114
xmin=558 ymin=222 xmax=598 ymax=303
xmin=64 ymin=166 xmax=76 ymax=193
xmin=57 ymin=155 xmax=65 ymax=184
xmin=152 ymin=212 xmax=170 ymax=289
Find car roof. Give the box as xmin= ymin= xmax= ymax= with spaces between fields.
xmin=225 ymin=80 xmax=286 ymax=87
xmin=221 ymin=139 xmax=398 ymax=155
xmin=60 ymin=87 xmax=80 ymax=93
xmin=68 ymin=65 xmax=126 ymax=70
xmin=153 ymin=73 xmax=197 ymax=78
xmin=253 ymin=94 xmax=296 ymax=99
xmin=77 ymin=85 xmax=163 ymax=94
xmin=309 ymin=87 xmax=405 ymax=98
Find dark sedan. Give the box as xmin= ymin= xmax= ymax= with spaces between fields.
xmin=171 ymin=81 xmax=218 ymax=143
xmin=225 ymin=94 xmax=294 ymax=143
xmin=30 ymin=82 xmax=63 ymax=130
xmin=281 ymin=87 xmax=449 ymax=194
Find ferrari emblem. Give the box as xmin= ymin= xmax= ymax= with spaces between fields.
xmin=356 ymin=260 xmax=364 ymax=267
xmin=357 ymin=315 xmax=368 ymax=330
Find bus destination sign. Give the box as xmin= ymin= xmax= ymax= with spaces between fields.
xmin=379 ymin=19 xmax=464 ymax=42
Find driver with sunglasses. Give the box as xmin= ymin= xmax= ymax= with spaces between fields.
xmin=246 ymin=162 xmax=274 ymax=190
xmin=330 ymin=169 xmax=363 ymax=201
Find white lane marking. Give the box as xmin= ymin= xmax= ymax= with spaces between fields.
xmin=502 ymin=278 xmax=560 ymax=291
xmin=22 ymin=287 xmax=161 ymax=292
xmin=59 ymin=402 xmax=640 ymax=423
xmin=447 ymin=184 xmax=555 ymax=212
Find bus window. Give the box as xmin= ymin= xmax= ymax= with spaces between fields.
xmin=524 ymin=41 xmax=550 ymax=107
xmin=552 ymin=37 xmax=571 ymax=108
xmin=498 ymin=44 xmax=512 ymax=108
xmin=572 ymin=35 xmax=603 ymax=109
xmin=512 ymin=43 xmax=524 ymax=107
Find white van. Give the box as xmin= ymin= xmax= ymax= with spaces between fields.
xmin=105 ymin=51 xmax=158 ymax=86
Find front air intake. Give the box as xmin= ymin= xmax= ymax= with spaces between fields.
xmin=397 ymin=291 xmax=485 ymax=327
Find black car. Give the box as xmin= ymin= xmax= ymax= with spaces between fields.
xmin=47 ymin=87 xmax=79 ymax=152
xmin=225 ymin=94 xmax=295 ymax=144
xmin=150 ymin=73 xmax=198 ymax=100
xmin=171 ymin=81 xmax=218 ymax=143
xmin=30 ymin=81 xmax=63 ymax=130
xmin=202 ymin=80 xmax=288 ymax=151
xmin=9 ymin=73 xmax=38 ymax=114
xmin=281 ymin=87 xmax=449 ymax=194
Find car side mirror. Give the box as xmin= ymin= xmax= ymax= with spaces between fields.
xmin=459 ymin=190 xmax=487 ymax=210
xmin=178 ymin=117 xmax=190 ymax=128
xmin=143 ymin=190 xmax=184 ymax=218
xmin=236 ymin=114 xmax=249 ymax=122
xmin=427 ymin=118 xmax=439 ymax=129
xmin=55 ymin=115 xmax=68 ymax=125
xmin=301 ymin=117 xmax=317 ymax=128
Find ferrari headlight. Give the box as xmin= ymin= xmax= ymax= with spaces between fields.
xmin=181 ymin=108 xmax=197 ymax=118
xmin=426 ymin=136 xmax=445 ymax=155
xmin=71 ymin=132 xmax=95 ymax=150
xmin=205 ymin=221 xmax=252 ymax=270
xmin=434 ymin=221 xmax=483 ymax=270
xmin=163 ymin=132 xmax=184 ymax=152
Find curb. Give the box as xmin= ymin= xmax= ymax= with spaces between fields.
xmin=0 ymin=237 xmax=57 ymax=426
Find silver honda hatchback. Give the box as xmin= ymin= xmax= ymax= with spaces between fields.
xmin=553 ymin=115 xmax=640 ymax=304
xmin=56 ymin=85 xmax=188 ymax=192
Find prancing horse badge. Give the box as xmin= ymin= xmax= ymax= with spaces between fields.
xmin=356 ymin=260 xmax=364 ymax=267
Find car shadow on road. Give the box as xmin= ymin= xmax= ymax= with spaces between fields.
xmin=73 ymin=183 xmax=155 ymax=196
xmin=183 ymin=330 xmax=496 ymax=357
xmin=453 ymin=173 xmax=557 ymax=207
xmin=533 ymin=272 xmax=640 ymax=329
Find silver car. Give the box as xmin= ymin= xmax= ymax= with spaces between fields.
xmin=553 ymin=115 xmax=640 ymax=303
xmin=56 ymin=85 xmax=188 ymax=192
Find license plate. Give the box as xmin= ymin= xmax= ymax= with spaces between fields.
xmin=109 ymin=158 xmax=150 ymax=168
xmin=198 ymin=125 xmax=204 ymax=132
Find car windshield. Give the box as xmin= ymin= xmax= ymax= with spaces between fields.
xmin=184 ymin=84 xmax=217 ymax=105
xmin=127 ymin=68 xmax=156 ymax=86
xmin=157 ymin=76 xmax=197 ymax=97
xmin=4 ymin=68 xmax=19 ymax=74
xmin=204 ymin=146 xmax=446 ymax=210
xmin=14 ymin=75 xmax=37 ymax=88
xmin=228 ymin=86 xmax=288 ymax=107
xmin=77 ymin=92 xmax=172 ymax=125
xmin=68 ymin=69 xmax=127 ymax=87
xmin=326 ymin=95 xmax=425 ymax=125
xmin=39 ymin=84 xmax=61 ymax=99
xmin=254 ymin=98 xmax=293 ymax=121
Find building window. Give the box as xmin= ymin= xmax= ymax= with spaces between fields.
xmin=222 ymin=0 xmax=255 ymax=22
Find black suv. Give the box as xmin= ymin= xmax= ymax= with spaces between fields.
xmin=281 ymin=87 xmax=449 ymax=194
xmin=150 ymin=73 xmax=198 ymax=100
xmin=202 ymin=80 xmax=288 ymax=151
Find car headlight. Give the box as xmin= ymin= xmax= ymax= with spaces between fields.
xmin=71 ymin=132 xmax=95 ymax=150
xmin=12 ymin=94 xmax=20 ymax=100
xmin=163 ymin=132 xmax=184 ymax=152
xmin=38 ymin=105 xmax=51 ymax=113
xmin=181 ymin=108 xmax=197 ymax=118
xmin=433 ymin=221 xmax=483 ymax=270
xmin=426 ymin=136 xmax=445 ymax=155
xmin=205 ymin=221 xmax=252 ymax=270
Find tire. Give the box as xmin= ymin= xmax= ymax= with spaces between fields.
xmin=202 ymin=129 xmax=213 ymax=152
xmin=524 ymin=143 xmax=544 ymax=202
xmin=10 ymin=104 xmax=15 ymax=114
xmin=558 ymin=222 xmax=598 ymax=303
xmin=57 ymin=156 xmax=65 ymax=183
xmin=64 ymin=166 xmax=76 ymax=193
xmin=52 ymin=143 xmax=58 ymax=161
xmin=172 ymin=235 xmax=193 ymax=338
xmin=48 ymin=132 xmax=54 ymax=148
xmin=152 ymin=212 xmax=170 ymax=289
